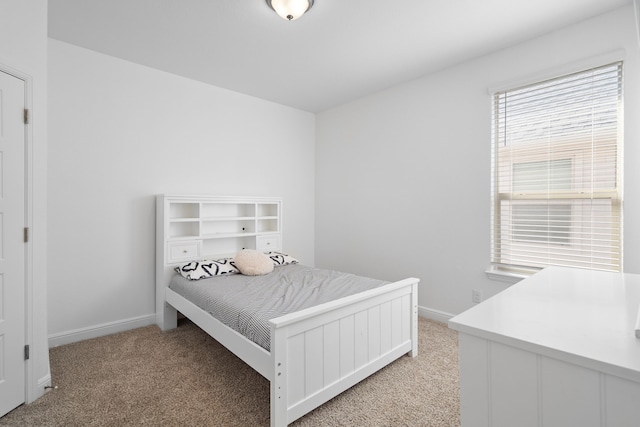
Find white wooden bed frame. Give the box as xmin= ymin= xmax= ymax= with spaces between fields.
xmin=156 ymin=195 xmax=419 ymax=426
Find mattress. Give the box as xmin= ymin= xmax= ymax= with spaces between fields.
xmin=169 ymin=264 xmax=389 ymax=351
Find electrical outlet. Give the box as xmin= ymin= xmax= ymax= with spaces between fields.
xmin=472 ymin=289 xmax=483 ymax=304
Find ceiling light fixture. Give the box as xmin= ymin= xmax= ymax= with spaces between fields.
xmin=266 ymin=0 xmax=314 ymax=21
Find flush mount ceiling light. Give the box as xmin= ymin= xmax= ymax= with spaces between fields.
xmin=266 ymin=0 xmax=314 ymax=21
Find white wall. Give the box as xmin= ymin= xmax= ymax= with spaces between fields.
xmin=315 ymin=5 xmax=640 ymax=320
xmin=0 ymin=0 xmax=50 ymax=403
xmin=44 ymin=4 xmax=640 ymax=341
xmin=47 ymin=40 xmax=315 ymax=342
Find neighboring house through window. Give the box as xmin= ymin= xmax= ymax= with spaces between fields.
xmin=491 ymin=62 xmax=623 ymax=273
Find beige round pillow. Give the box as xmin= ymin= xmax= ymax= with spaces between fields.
xmin=233 ymin=249 xmax=274 ymax=276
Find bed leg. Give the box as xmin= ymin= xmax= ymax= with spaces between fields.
xmin=270 ymin=378 xmax=286 ymax=427
xmin=157 ymin=302 xmax=178 ymax=331
xmin=410 ymin=281 xmax=419 ymax=357
xmin=271 ymin=328 xmax=287 ymax=427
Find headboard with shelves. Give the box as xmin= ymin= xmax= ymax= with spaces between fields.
xmin=158 ymin=194 xmax=282 ymax=262
xmin=155 ymin=194 xmax=283 ymax=326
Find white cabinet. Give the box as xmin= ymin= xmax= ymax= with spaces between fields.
xmin=449 ymin=267 xmax=640 ymax=427
xmin=157 ymin=195 xmax=282 ymax=264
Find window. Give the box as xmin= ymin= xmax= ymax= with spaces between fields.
xmin=491 ymin=62 xmax=623 ymax=273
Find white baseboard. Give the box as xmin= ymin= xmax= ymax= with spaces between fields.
xmin=48 ymin=308 xmax=452 ymax=348
xmin=48 ymin=314 xmax=156 ymax=348
xmin=418 ymin=305 xmax=455 ymax=324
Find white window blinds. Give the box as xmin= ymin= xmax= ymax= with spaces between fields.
xmin=491 ymin=62 xmax=623 ymax=273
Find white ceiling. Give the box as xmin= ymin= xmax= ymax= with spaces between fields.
xmin=48 ymin=0 xmax=632 ymax=112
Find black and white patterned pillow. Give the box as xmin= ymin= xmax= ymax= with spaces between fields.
xmin=266 ymin=251 xmax=299 ymax=267
xmin=175 ymin=258 xmax=239 ymax=280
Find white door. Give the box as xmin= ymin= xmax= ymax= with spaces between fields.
xmin=0 ymin=70 xmax=26 ymax=417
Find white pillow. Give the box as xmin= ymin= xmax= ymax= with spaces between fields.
xmin=266 ymin=251 xmax=299 ymax=267
xmin=175 ymin=258 xmax=239 ymax=280
xmin=234 ymin=249 xmax=274 ymax=276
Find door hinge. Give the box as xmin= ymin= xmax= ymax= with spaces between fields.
xmin=24 ymin=345 xmax=30 ymax=360
xmin=24 ymin=227 xmax=29 ymax=243
xmin=24 ymin=108 xmax=29 ymax=125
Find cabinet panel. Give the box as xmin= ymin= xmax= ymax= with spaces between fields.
xmin=458 ymin=334 xmax=489 ymax=427
xmin=540 ymin=357 xmax=600 ymax=427
xmin=489 ymin=343 xmax=538 ymax=427
xmin=257 ymin=235 xmax=281 ymax=252
xmin=168 ymin=241 xmax=201 ymax=263
xmin=605 ymin=375 xmax=640 ymax=426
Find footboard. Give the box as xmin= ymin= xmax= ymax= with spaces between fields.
xmin=269 ymin=278 xmax=419 ymax=426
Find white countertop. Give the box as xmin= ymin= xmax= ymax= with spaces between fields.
xmin=449 ymin=267 xmax=640 ymax=382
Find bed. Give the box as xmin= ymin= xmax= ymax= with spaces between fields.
xmin=155 ymin=194 xmax=419 ymax=426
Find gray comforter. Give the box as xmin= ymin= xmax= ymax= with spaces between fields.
xmin=169 ymin=264 xmax=388 ymax=351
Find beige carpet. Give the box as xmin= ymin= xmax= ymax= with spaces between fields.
xmin=0 ymin=317 xmax=460 ymax=426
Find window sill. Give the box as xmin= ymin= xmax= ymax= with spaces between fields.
xmin=485 ymin=266 xmax=538 ymax=285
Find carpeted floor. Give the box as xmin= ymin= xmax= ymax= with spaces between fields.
xmin=0 ymin=317 xmax=460 ymax=426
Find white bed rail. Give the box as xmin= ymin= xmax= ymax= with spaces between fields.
xmin=270 ymin=278 xmax=419 ymax=426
